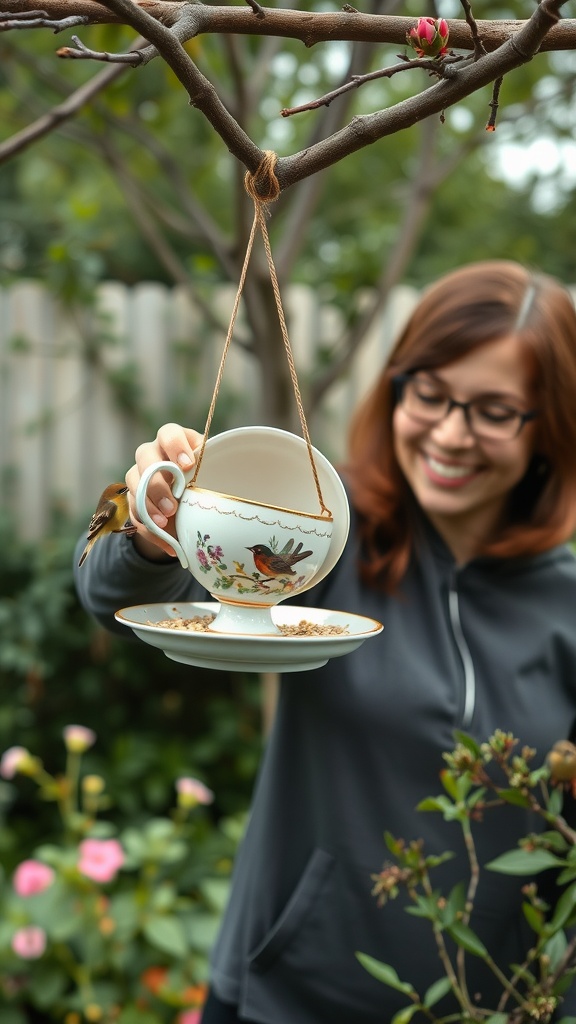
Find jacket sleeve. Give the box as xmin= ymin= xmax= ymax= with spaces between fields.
xmin=73 ymin=531 xmax=205 ymax=637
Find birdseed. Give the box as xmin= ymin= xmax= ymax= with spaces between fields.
xmin=148 ymin=615 xmax=349 ymax=637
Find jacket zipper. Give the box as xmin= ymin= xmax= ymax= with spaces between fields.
xmin=448 ymin=576 xmax=476 ymax=728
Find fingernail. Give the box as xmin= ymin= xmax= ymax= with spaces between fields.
xmin=159 ymin=497 xmax=174 ymax=514
xmin=152 ymin=513 xmax=167 ymax=528
xmin=177 ymin=453 xmax=193 ymax=468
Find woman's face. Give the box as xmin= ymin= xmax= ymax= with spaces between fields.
xmin=392 ymin=334 xmax=538 ymax=564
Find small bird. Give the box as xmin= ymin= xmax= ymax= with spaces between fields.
xmin=78 ymin=483 xmax=137 ymax=567
xmin=247 ymin=541 xmax=313 ymax=578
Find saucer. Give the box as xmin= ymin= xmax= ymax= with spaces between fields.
xmin=115 ymin=602 xmax=383 ymax=673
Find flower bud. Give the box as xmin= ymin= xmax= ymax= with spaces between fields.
xmin=82 ymin=775 xmax=105 ymax=795
xmin=63 ymin=725 xmax=96 ymax=754
xmin=176 ymin=777 xmax=214 ymax=809
xmin=406 ymin=17 xmax=449 ymax=58
xmin=0 ymin=746 xmax=37 ymax=779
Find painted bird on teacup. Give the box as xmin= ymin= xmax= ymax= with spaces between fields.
xmin=247 ymin=539 xmax=313 ymax=578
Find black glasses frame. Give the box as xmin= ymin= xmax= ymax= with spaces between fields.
xmin=392 ymin=373 xmax=539 ymax=439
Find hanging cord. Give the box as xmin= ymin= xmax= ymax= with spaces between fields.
xmin=190 ymin=150 xmax=332 ymax=519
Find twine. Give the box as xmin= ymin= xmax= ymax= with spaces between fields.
xmin=190 ymin=150 xmax=331 ymax=518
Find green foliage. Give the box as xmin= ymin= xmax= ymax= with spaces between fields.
xmin=360 ymin=731 xmax=576 ymax=1023
xmin=0 ymin=729 xmax=236 ymax=1022
xmin=0 ymin=512 xmax=263 ymax=1019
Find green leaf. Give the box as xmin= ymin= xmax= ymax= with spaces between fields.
xmin=498 ymin=788 xmax=531 ymax=807
xmin=484 ymin=1015 xmax=509 ymax=1024
xmin=143 ymin=914 xmax=188 ymax=957
xmin=184 ymin=910 xmax=221 ymax=953
xmin=440 ymin=771 xmax=460 ymax=800
xmin=547 ymin=786 xmax=565 ymax=816
xmin=384 ymin=831 xmax=404 ymax=858
xmin=447 ymin=921 xmax=488 ymax=958
xmin=486 ymin=849 xmax=565 ymax=875
xmin=548 ymin=884 xmax=576 ymax=932
xmin=27 ymin=966 xmax=69 ymax=1008
xmin=355 ymin=953 xmax=416 ymax=995
xmin=391 ymin=1005 xmax=420 ymax=1024
xmin=200 ymin=877 xmax=231 ymax=912
xmin=544 ymin=929 xmax=568 ymax=971
xmin=522 ymin=901 xmax=545 ymax=933
xmin=443 ymin=881 xmax=466 ymax=927
xmin=423 ymin=976 xmax=452 ymax=1007
xmin=416 ymin=797 xmax=452 ymax=812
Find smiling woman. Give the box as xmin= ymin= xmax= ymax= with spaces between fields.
xmin=74 ymin=260 xmax=576 ymax=1024
xmin=347 ymin=260 xmax=576 ymax=587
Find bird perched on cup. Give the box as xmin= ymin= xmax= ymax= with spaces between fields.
xmin=78 ymin=483 xmax=137 ymax=567
xmin=247 ymin=540 xmax=313 ymax=578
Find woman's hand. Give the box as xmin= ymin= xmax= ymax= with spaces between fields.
xmin=125 ymin=423 xmax=203 ymax=561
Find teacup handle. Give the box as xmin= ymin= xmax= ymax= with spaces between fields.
xmin=135 ymin=461 xmax=190 ymax=569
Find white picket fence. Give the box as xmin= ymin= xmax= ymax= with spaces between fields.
xmin=0 ymin=278 xmax=448 ymax=539
xmin=0 ymin=279 xmax=425 ymax=539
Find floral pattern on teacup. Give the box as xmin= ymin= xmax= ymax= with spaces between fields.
xmin=195 ymin=533 xmax=312 ymax=595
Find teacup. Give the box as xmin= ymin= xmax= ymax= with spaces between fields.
xmin=136 ymin=465 xmax=333 ymax=634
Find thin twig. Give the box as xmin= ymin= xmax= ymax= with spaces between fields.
xmin=57 ymin=32 xmax=143 ymax=62
xmin=280 ymin=53 xmax=466 ymax=117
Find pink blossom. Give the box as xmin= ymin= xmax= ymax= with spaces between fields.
xmin=63 ymin=725 xmax=96 ymax=753
xmin=78 ymin=838 xmax=125 ymax=883
xmin=196 ymin=548 xmax=209 ymax=569
xmin=13 ymin=860 xmax=55 ymax=897
xmin=177 ymin=1011 xmax=202 ymax=1024
xmin=176 ymin=777 xmax=214 ymax=807
xmin=406 ymin=16 xmax=449 ymax=57
xmin=0 ymin=746 xmax=30 ymax=779
xmin=11 ymin=925 xmax=47 ymax=959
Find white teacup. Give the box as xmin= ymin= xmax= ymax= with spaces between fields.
xmin=136 ymin=465 xmax=333 ymax=634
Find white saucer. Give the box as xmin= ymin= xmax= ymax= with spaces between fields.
xmin=115 ymin=602 xmax=383 ymax=673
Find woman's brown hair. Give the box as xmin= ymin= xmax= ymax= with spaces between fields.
xmin=345 ymin=260 xmax=576 ymax=590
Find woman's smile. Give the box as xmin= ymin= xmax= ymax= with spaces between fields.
xmin=420 ymin=451 xmax=483 ymax=486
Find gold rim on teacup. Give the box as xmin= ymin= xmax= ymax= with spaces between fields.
xmin=185 ymin=485 xmax=333 ymax=523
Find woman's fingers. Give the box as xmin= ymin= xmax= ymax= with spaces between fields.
xmin=124 ymin=423 xmax=204 ymax=548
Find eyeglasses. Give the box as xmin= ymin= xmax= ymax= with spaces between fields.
xmin=393 ymin=373 xmax=539 ymax=442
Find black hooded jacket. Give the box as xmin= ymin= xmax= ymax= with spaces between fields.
xmin=74 ymin=509 xmax=576 ymax=1023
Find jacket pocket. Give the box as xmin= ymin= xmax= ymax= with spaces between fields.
xmin=249 ymin=847 xmax=335 ymax=972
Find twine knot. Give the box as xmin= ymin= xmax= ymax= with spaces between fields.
xmin=244 ymin=150 xmax=280 ymax=204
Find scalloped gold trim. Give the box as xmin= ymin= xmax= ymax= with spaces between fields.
xmin=184 ymin=485 xmax=333 ymax=523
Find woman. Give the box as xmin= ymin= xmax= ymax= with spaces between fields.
xmin=74 ymin=260 xmax=576 ymax=1023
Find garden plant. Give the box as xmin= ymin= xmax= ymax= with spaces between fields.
xmin=359 ymin=731 xmax=576 ymax=1024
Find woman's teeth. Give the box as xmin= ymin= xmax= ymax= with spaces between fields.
xmin=426 ymin=456 xmax=475 ymax=479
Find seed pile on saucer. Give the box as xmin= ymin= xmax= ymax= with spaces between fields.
xmin=148 ymin=615 xmax=349 ymax=637
xmin=150 ymin=615 xmax=215 ymax=631
xmin=277 ymin=620 xmax=349 ymax=637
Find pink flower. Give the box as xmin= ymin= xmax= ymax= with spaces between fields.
xmin=11 ymin=925 xmax=47 ymax=959
xmin=196 ymin=548 xmax=209 ymax=569
xmin=13 ymin=860 xmax=55 ymax=897
xmin=406 ymin=16 xmax=449 ymax=58
xmin=63 ymin=725 xmax=96 ymax=753
xmin=177 ymin=1011 xmax=202 ymax=1024
xmin=0 ymin=746 xmax=30 ymax=779
xmin=176 ymin=777 xmax=214 ymax=808
xmin=78 ymin=838 xmax=125 ymax=883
